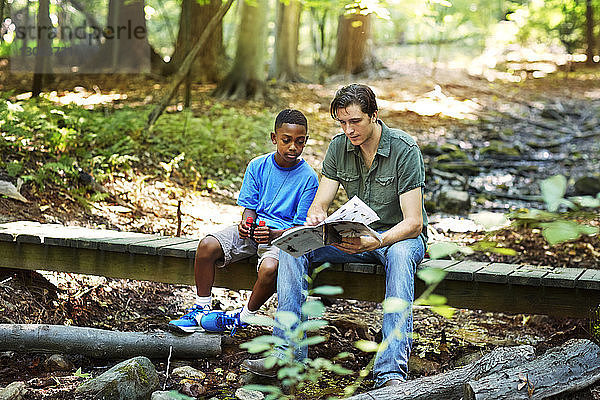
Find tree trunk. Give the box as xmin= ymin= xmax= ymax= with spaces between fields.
xmin=0 ymin=324 xmax=221 ymax=359
xmin=269 ymin=0 xmax=302 ymax=82
xmin=585 ymin=0 xmax=596 ymax=66
xmin=346 ymin=345 xmax=536 ymax=400
xmin=146 ymin=0 xmax=235 ymax=130
xmin=166 ymin=0 xmax=224 ymax=82
xmin=464 ymin=339 xmax=600 ymax=400
xmin=32 ymin=0 xmax=52 ymax=96
xmin=213 ymin=0 xmax=268 ymax=100
xmin=331 ymin=8 xmax=372 ymax=75
xmin=103 ymin=0 xmax=150 ymax=73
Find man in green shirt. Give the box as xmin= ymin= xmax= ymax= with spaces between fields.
xmin=244 ymin=83 xmax=428 ymax=387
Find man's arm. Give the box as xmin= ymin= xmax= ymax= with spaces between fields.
xmin=334 ymin=187 xmax=423 ymax=253
xmin=305 ymin=176 xmax=340 ymax=226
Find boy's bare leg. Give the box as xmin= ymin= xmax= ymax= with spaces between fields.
xmin=247 ymin=257 xmax=278 ymax=311
xmin=194 ymin=236 xmax=224 ymax=297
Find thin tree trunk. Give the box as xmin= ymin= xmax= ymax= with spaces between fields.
xmin=167 ymin=0 xmax=224 ymax=82
xmin=331 ymin=8 xmax=372 ymax=75
xmin=0 ymin=324 xmax=221 ymax=359
xmin=347 ymin=345 xmax=536 ymax=400
xmin=32 ymin=0 xmax=52 ymax=96
xmin=212 ymin=0 xmax=268 ymax=100
xmin=586 ymin=0 xmax=596 ymax=66
xmin=269 ymin=0 xmax=303 ymax=82
xmin=146 ymin=0 xmax=235 ymax=130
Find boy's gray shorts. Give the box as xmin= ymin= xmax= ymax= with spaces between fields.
xmin=208 ymin=225 xmax=280 ymax=271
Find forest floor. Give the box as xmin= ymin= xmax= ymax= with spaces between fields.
xmin=1 ymin=61 xmax=600 ymax=399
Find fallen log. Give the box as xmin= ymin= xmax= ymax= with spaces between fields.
xmin=0 ymin=324 xmax=221 ymax=359
xmin=346 ymin=344 xmax=535 ymax=400
xmin=464 ymin=338 xmax=600 ymax=400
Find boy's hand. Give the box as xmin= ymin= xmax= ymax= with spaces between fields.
xmin=253 ymin=225 xmax=271 ymax=244
xmin=238 ymin=221 xmax=251 ymax=239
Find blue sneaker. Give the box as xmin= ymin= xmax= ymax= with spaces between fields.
xmin=200 ymin=309 xmax=248 ymax=335
xmin=168 ymin=305 xmax=211 ymax=333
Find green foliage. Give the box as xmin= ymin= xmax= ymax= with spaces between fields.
xmin=242 ymin=258 xmax=452 ymax=399
xmin=0 ymin=95 xmax=273 ymax=198
xmin=73 ymin=367 xmax=91 ymax=379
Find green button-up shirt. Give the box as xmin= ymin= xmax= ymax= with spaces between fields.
xmin=321 ymin=120 xmax=428 ymax=238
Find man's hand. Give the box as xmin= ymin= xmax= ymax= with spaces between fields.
xmin=253 ymin=225 xmax=271 ymax=244
xmin=333 ymin=236 xmax=381 ymax=254
xmin=305 ymin=209 xmax=327 ymax=226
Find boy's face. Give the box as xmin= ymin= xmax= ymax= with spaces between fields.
xmin=271 ymin=123 xmax=308 ymax=168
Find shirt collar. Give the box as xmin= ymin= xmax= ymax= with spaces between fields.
xmin=345 ymin=120 xmax=391 ymax=157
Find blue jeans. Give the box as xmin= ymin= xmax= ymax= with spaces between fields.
xmin=275 ymin=237 xmax=425 ymax=387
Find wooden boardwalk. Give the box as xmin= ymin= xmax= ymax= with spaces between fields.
xmin=1 ymin=221 xmax=599 ymax=318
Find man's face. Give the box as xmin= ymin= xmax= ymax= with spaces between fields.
xmin=271 ymin=123 xmax=308 ymax=168
xmin=335 ymin=104 xmax=377 ymax=147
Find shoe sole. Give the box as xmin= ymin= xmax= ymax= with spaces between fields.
xmin=167 ymin=323 xmax=205 ymax=333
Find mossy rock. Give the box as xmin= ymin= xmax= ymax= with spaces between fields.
xmin=479 ymin=140 xmax=521 ymax=157
xmin=75 ymin=356 xmax=159 ymax=400
xmin=435 ymin=149 xmax=469 ymax=163
xmin=434 ymin=161 xmax=480 ymax=175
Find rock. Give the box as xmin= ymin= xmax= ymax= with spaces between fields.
xmin=479 ymin=140 xmax=521 ymax=156
xmin=151 ymin=391 xmax=179 ymax=400
xmin=180 ymin=381 xmax=205 ymax=397
xmin=171 ymin=365 xmax=206 ymax=381
xmin=0 ymin=382 xmax=28 ymax=400
xmin=408 ymin=355 xmax=440 ymax=376
xmin=44 ymin=354 xmax=73 ymax=372
xmin=437 ymin=189 xmax=471 ymax=214
xmin=235 ymin=387 xmax=265 ymax=400
xmin=0 ymin=181 xmax=28 ymax=203
xmin=74 ymin=356 xmax=159 ymax=400
xmin=574 ymin=176 xmax=600 ymax=196
xmin=435 ymin=161 xmax=480 ymax=175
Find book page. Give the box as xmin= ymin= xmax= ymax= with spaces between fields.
xmin=325 ymin=220 xmax=382 ymax=244
xmin=272 ymin=225 xmax=325 ymax=257
xmin=324 ymin=196 xmax=379 ymax=225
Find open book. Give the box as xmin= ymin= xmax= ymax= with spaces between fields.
xmin=272 ymin=196 xmax=382 ymax=257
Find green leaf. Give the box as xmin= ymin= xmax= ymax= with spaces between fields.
xmin=540 ymin=175 xmax=567 ymax=212
xmin=427 ymin=242 xmax=461 ymax=259
xmin=330 ymin=364 xmax=353 ymax=375
xmin=490 ymin=247 xmax=518 ymax=256
xmin=313 ymin=262 xmax=333 ymax=275
xmin=417 ymin=267 xmax=447 ymax=285
xmin=302 ymin=301 xmax=325 ymax=318
xmin=382 ymin=297 xmax=409 ymax=313
xmin=298 ymin=319 xmax=328 ymax=332
xmin=275 ymin=311 xmax=299 ymax=329
xmin=355 ymin=340 xmax=380 ymax=352
xmin=569 ymin=196 xmax=600 ymax=208
xmin=333 ymin=352 xmax=352 ymax=360
xmin=431 ymin=305 xmax=455 ymax=319
xmin=310 ymin=285 xmax=343 ymax=296
xmin=263 ymin=356 xmax=279 ymax=370
xmin=243 ymin=384 xmax=282 ymax=394
xmin=277 ymin=366 xmax=303 ymax=379
xmin=239 ymin=342 xmax=272 ymax=354
xmin=298 ymin=335 xmax=326 ymax=347
xmin=470 ymin=211 xmax=509 ymax=231
xmin=423 ymin=294 xmax=447 ymax=306
xmin=245 ymin=315 xmax=275 ymax=326
xmin=540 ymin=220 xmax=581 ymax=245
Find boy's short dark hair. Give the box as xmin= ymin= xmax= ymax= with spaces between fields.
xmin=274 ymin=109 xmax=308 ymax=134
xmin=330 ymin=83 xmax=378 ymax=120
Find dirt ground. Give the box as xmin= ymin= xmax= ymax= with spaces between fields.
xmin=1 ymin=62 xmax=600 ymax=398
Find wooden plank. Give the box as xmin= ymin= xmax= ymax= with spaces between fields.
xmin=129 ymin=237 xmax=198 ymax=256
xmin=507 ymin=265 xmax=551 ymax=286
xmin=576 ymin=269 xmax=600 ymax=290
xmin=419 ymin=259 xmax=461 ymax=269
xmin=474 ymin=263 xmax=517 ymax=284
xmin=0 ymin=233 xmax=14 ymax=242
xmin=541 ymin=267 xmax=586 ymax=288
xmin=97 ymin=236 xmax=161 ymax=253
xmin=15 ymin=234 xmax=41 ymax=244
xmin=158 ymin=240 xmax=200 ymax=258
xmin=443 ymin=261 xmax=487 ymax=281
xmin=343 ymin=263 xmax=377 ymax=274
